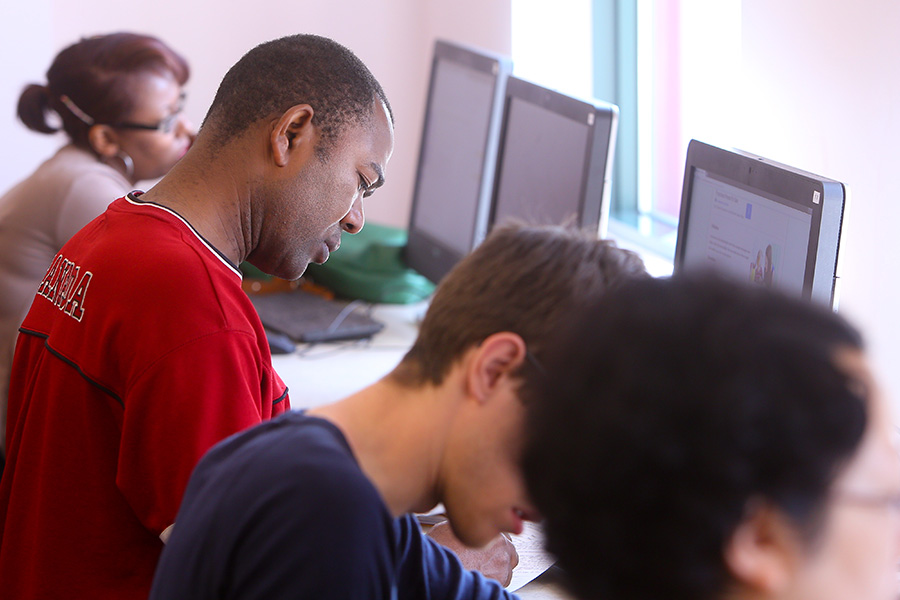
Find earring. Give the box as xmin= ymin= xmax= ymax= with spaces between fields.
xmin=114 ymin=150 xmax=135 ymax=181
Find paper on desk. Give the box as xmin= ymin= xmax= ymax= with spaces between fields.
xmin=417 ymin=508 xmax=555 ymax=593
xmin=507 ymin=522 xmax=555 ymax=592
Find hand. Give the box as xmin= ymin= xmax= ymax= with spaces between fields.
xmin=427 ymin=521 xmax=519 ymax=587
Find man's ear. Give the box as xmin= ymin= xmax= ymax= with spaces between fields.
xmin=724 ymin=501 xmax=803 ymax=594
xmin=467 ymin=332 xmax=527 ymax=404
xmin=87 ymin=125 xmax=121 ymax=159
xmin=271 ymin=104 xmax=317 ymax=167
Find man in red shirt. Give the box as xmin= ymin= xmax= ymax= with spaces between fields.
xmin=0 ymin=34 xmax=394 ymax=599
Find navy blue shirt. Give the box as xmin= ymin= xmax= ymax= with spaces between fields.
xmin=150 ymin=411 xmax=516 ymax=600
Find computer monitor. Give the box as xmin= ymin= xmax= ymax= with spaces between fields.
xmin=488 ymin=76 xmax=619 ymax=236
xmin=673 ymin=139 xmax=847 ymax=308
xmin=403 ymin=39 xmax=512 ymax=284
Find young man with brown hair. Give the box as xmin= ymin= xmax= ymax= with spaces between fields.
xmin=149 ymin=223 xmax=647 ymax=599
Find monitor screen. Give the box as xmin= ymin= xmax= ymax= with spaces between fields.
xmin=404 ymin=40 xmax=512 ymax=284
xmin=674 ymin=140 xmax=847 ymax=307
xmin=488 ymin=77 xmax=618 ymax=236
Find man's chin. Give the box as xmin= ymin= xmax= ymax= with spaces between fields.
xmin=264 ymin=262 xmax=309 ymax=283
xmin=287 ymin=264 xmax=310 ymax=281
xmin=246 ymin=251 xmax=315 ymax=282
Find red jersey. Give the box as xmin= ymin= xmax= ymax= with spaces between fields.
xmin=0 ymin=195 xmax=290 ymax=599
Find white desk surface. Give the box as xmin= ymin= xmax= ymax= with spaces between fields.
xmin=516 ymin=566 xmax=571 ymax=599
xmin=269 ymin=300 xmax=570 ymax=598
xmin=270 ymin=301 xmax=428 ymax=409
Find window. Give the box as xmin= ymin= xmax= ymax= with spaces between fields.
xmin=512 ymin=0 xmax=742 ymax=260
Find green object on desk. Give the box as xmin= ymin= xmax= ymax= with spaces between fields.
xmin=304 ymin=222 xmax=436 ymax=304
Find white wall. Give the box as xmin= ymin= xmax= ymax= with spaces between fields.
xmin=3 ymin=0 xmax=900 ymax=404
xmin=733 ymin=1 xmax=900 ymax=403
xmin=0 ymin=0 xmax=511 ymax=229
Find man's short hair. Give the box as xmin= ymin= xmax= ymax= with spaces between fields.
xmin=202 ymin=34 xmax=392 ymax=155
xmin=523 ymin=273 xmax=867 ymax=600
xmin=392 ymin=222 xmax=648 ymax=387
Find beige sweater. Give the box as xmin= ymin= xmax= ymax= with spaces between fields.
xmin=0 ymin=145 xmax=131 ymax=454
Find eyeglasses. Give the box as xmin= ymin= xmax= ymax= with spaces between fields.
xmin=111 ymin=96 xmax=186 ymax=134
xmin=833 ymin=490 xmax=900 ymax=511
xmin=60 ymin=93 xmax=186 ymax=134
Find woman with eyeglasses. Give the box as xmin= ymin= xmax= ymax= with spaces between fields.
xmin=0 ymin=32 xmax=193 ymax=467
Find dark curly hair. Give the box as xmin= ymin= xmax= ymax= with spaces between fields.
xmin=202 ymin=34 xmax=392 ymax=157
xmin=523 ymin=273 xmax=867 ymax=600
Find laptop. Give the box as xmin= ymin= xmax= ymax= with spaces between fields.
xmin=249 ymin=288 xmax=385 ymax=345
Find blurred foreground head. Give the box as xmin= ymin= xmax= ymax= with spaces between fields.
xmin=524 ymin=273 xmax=900 ymax=600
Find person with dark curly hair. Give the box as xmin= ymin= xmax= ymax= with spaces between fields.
xmin=0 ymin=32 xmax=193 ymax=468
xmin=0 ymin=34 xmax=393 ymax=600
xmin=148 ymin=223 xmax=647 ymax=600
xmin=523 ymin=274 xmax=900 ymax=600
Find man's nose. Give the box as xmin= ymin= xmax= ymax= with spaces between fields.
xmin=340 ymin=195 xmax=365 ymax=234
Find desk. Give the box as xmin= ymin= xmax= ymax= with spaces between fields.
xmin=517 ymin=566 xmax=572 ymax=599
xmin=269 ymin=300 xmax=570 ymax=598
xmin=270 ymin=301 xmax=427 ymax=409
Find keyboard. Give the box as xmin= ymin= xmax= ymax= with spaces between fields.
xmin=249 ymin=288 xmax=385 ymax=344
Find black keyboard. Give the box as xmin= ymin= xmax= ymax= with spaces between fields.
xmin=249 ymin=289 xmax=384 ymax=344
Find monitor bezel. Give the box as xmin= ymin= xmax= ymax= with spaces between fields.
xmin=673 ymin=139 xmax=847 ymax=307
xmin=404 ymin=39 xmax=512 ymax=284
xmin=487 ymin=76 xmax=619 ymax=236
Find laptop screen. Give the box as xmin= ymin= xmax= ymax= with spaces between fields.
xmin=489 ymin=76 xmax=618 ymax=237
xmin=674 ymin=140 xmax=847 ymax=308
xmin=404 ymin=40 xmax=512 ymax=284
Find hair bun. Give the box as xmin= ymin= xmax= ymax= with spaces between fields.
xmin=17 ymin=84 xmax=58 ymax=134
